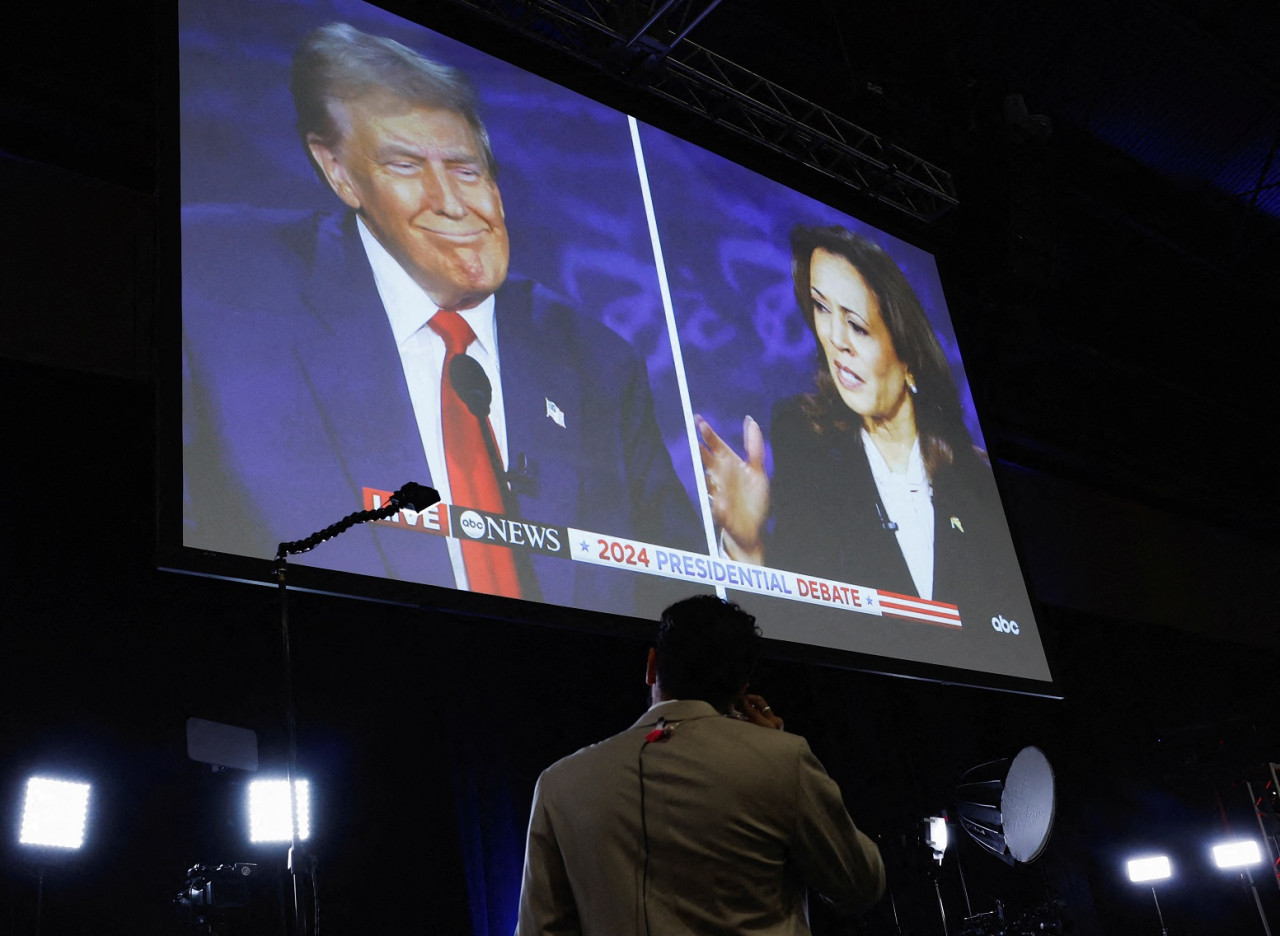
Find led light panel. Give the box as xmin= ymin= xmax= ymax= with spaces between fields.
xmin=248 ymin=779 xmax=311 ymax=843
xmin=1127 ymin=855 xmax=1172 ymax=883
xmin=20 ymin=777 xmax=90 ymax=849
xmin=1213 ymin=840 xmax=1263 ymax=869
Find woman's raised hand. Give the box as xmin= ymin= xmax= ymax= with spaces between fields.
xmin=695 ymin=414 xmax=770 ymax=565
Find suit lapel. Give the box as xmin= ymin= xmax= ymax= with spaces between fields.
xmin=495 ymin=279 xmax=583 ymax=527
xmin=495 ymin=279 xmax=587 ymax=607
xmin=294 ymin=212 xmax=451 ymax=584
xmin=929 ymin=468 xmax=975 ymax=607
xmin=837 ymin=430 xmax=918 ymax=596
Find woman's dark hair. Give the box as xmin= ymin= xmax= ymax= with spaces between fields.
xmin=791 ymin=224 xmax=977 ymax=479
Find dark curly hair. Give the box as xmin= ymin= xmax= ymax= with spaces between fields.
xmin=655 ymin=596 xmax=761 ymax=709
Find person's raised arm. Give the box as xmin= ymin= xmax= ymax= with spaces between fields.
xmin=732 ymin=690 xmax=785 ymax=732
xmin=791 ymin=742 xmax=886 ymax=915
xmin=695 ymin=414 xmax=770 ymax=565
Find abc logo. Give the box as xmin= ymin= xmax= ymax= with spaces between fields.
xmin=459 ymin=510 xmax=486 ymax=539
xmin=991 ymin=614 xmax=1020 ymax=635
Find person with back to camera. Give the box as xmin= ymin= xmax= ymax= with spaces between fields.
xmin=696 ymin=225 xmax=1008 ymax=613
xmin=515 ymin=594 xmax=885 ymax=935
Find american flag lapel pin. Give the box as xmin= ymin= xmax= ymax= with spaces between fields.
xmin=545 ymin=398 xmax=566 ymax=428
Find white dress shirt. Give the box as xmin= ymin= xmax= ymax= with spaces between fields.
xmin=358 ymin=217 xmax=509 ymax=590
xmin=862 ymin=429 xmax=934 ymax=600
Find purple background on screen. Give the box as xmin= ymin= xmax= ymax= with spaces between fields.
xmin=178 ymin=0 xmax=698 ymax=502
xmin=178 ymin=0 xmax=987 ymax=524
xmin=178 ymin=0 xmax=988 ymax=533
xmin=637 ymin=123 xmax=985 ymax=473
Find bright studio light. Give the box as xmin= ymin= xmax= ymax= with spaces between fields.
xmin=248 ymin=779 xmax=310 ymax=843
xmin=20 ymin=777 xmax=91 ymax=849
xmin=1213 ymin=840 xmax=1263 ymax=869
xmin=1127 ymin=855 xmax=1172 ymax=883
xmin=925 ymin=816 xmax=949 ymax=857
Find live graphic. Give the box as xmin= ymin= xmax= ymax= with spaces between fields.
xmin=361 ymin=487 xmax=962 ymax=628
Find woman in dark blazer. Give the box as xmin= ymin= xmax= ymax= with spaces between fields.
xmin=698 ymin=225 xmax=1010 ymax=612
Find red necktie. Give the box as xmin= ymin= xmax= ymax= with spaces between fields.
xmin=428 ymin=309 xmax=522 ymax=599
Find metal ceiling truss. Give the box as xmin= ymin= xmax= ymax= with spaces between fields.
xmin=440 ymin=0 xmax=959 ymax=222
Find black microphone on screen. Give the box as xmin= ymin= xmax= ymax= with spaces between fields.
xmin=448 ymin=354 xmax=505 ymax=495
xmin=449 ymin=354 xmax=492 ymax=420
xmin=448 ymin=353 xmax=513 ymax=511
xmin=449 ymin=355 xmax=538 ymax=493
xmin=447 ymin=353 xmax=542 ymax=601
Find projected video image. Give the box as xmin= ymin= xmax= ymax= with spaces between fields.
xmin=178 ymin=0 xmax=1051 ymax=682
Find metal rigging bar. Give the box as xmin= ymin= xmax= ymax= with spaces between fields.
xmin=437 ymin=0 xmax=958 ymax=222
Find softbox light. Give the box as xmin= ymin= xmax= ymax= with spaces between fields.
xmin=954 ymin=746 xmax=1055 ymax=865
xmin=187 ymin=717 xmax=259 ymax=772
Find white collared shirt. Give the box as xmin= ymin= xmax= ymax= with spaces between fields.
xmin=358 ymin=217 xmax=508 ymax=590
xmin=862 ymin=429 xmax=934 ymax=600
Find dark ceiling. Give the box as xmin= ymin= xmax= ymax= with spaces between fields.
xmin=711 ymin=0 xmax=1280 ymax=213
xmin=2 ymin=0 xmax=1278 ymax=541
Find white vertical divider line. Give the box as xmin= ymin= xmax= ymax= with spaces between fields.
xmin=628 ymin=116 xmax=725 ymax=599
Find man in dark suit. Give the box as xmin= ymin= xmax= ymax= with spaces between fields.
xmin=516 ymin=595 xmax=885 ymax=934
xmin=182 ymin=23 xmax=703 ymax=617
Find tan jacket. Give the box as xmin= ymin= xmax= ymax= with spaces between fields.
xmin=516 ymin=698 xmax=885 ymax=935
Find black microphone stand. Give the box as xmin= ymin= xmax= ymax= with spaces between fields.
xmin=271 ymin=482 xmax=439 ymax=936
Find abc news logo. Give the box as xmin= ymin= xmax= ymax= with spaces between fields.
xmin=456 ymin=509 xmax=564 ymax=555
xmin=991 ymin=614 xmax=1021 ymax=636
xmin=458 ymin=511 xmax=486 ymax=537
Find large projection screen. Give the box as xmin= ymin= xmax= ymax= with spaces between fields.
xmin=174 ymin=0 xmax=1053 ymax=687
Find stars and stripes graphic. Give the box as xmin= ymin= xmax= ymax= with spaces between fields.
xmin=877 ymin=590 xmax=963 ymax=628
